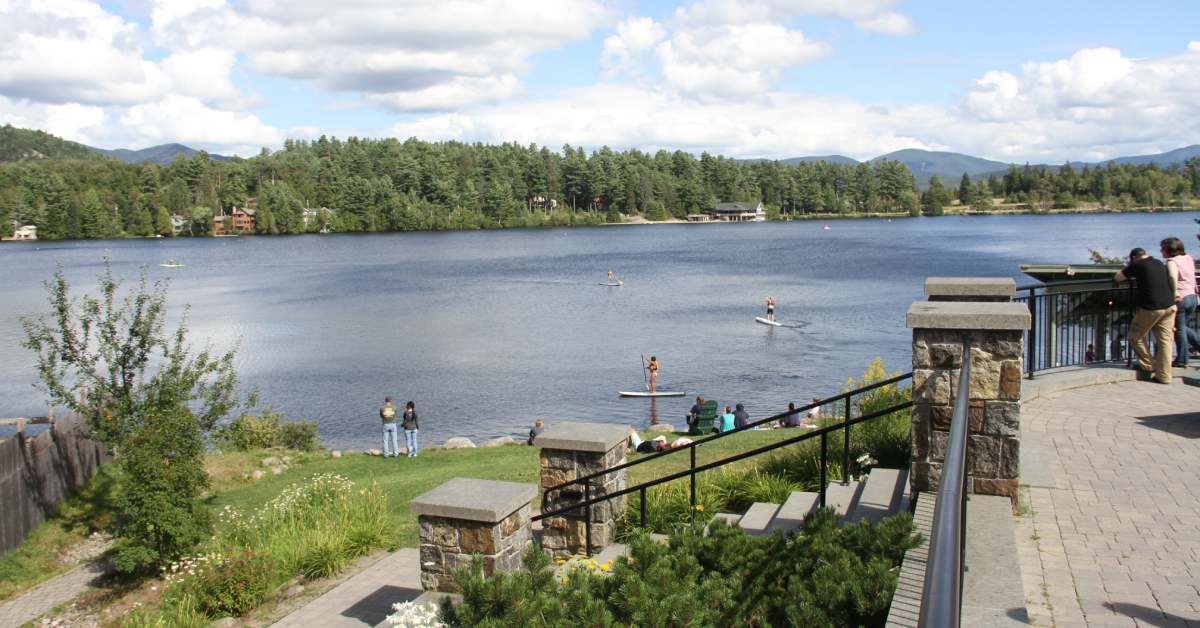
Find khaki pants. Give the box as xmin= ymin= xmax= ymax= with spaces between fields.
xmin=1130 ymin=305 xmax=1177 ymax=382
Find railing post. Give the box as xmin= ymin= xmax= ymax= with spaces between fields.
xmin=819 ymin=432 xmax=828 ymax=508
xmin=584 ymin=484 xmax=592 ymax=557
xmin=689 ymin=446 xmax=697 ymax=526
xmin=842 ymin=396 xmax=851 ymax=486
xmin=1027 ymin=291 xmax=1037 ymax=378
xmin=1126 ymin=283 xmax=1134 ymax=367
xmin=640 ymin=487 xmax=647 ymax=529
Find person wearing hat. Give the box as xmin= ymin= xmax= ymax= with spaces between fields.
xmin=1114 ymin=247 xmax=1176 ymax=384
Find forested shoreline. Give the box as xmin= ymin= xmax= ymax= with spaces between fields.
xmin=2 ymin=127 xmax=1199 ymax=240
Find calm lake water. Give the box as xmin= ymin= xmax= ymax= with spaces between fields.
xmin=1 ymin=213 xmax=1194 ymax=448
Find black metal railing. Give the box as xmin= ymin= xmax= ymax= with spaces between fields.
xmin=540 ymin=373 xmax=912 ymax=516
xmin=918 ymin=343 xmax=972 ymax=628
xmin=1014 ymin=279 xmax=1135 ymax=376
xmin=532 ymin=373 xmax=914 ymax=554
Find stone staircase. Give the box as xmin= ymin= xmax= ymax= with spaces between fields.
xmin=552 ymin=468 xmax=910 ymax=575
xmin=714 ymin=467 xmax=909 ymax=537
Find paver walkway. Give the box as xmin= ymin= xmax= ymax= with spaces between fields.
xmin=0 ymin=559 xmax=108 ymax=628
xmin=273 ymin=548 xmax=422 ymax=627
xmin=1018 ymin=378 xmax=1200 ymax=627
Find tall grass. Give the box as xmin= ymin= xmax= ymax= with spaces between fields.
xmin=130 ymin=473 xmax=394 ymax=625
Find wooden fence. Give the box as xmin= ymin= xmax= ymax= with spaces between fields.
xmin=0 ymin=414 xmax=109 ymax=557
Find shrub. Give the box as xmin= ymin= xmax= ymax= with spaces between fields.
xmin=445 ymin=510 xmax=921 ymax=627
xmin=165 ymin=551 xmax=273 ymax=617
xmin=213 ymin=408 xmax=320 ymax=452
xmin=111 ymin=405 xmax=211 ymax=574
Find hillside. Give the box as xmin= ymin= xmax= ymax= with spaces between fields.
xmin=0 ymin=124 xmax=100 ymax=162
xmin=93 ymin=143 xmax=231 ymax=165
xmin=871 ymin=149 xmax=1009 ymax=187
xmin=777 ymin=155 xmax=858 ymax=166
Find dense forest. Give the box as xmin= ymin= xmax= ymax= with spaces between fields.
xmin=1 ymin=124 xmax=1198 ymax=240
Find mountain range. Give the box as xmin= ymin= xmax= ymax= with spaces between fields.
xmin=2 ymin=124 xmax=1197 ymax=184
xmin=773 ymin=146 xmax=1200 ymax=189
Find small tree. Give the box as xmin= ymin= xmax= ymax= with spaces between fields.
xmin=22 ymin=259 xmax=244 ymax=572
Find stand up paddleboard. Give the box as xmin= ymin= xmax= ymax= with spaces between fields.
xmin=618 ymin=391 xmax=687 ymax=397
xmin=159 ymin=263 xmax=185 ymax=268
xmin=600 ymin=282 xmax=623 ymax=286
xmin=755 ymin=317 xmax=781 ymax=326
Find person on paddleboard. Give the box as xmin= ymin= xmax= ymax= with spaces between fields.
xmin=765 ymin=296 xmax=776 ymax=322
xmin=646 ymin=355 xmax=659 ymax=393
xmin=608 ymin=269 xmax=614 ymax=282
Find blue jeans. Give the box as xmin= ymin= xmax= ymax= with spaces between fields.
xmin=1175 ymin=294 xmax=1200 ymax=365
xmin=382 ymin=423 xmax=399 ymax=457
xmin=405 ymin=429 xmax=418 ymax=457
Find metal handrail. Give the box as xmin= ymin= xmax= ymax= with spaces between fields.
xmin=918 ymin=343 xmax=971 ymax=628
xmin=1015 ymin=278 xmax=1117 ymax=292
xmin=540 ymin=372 xmax=912 ymax=512
xmin=531 ymin=398 xmax=914 ymax=524
xmin=1013 ymin=279 xmax=1137 ymax=377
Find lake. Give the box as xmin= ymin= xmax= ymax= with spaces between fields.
xmin=1 ymin=212 xmax=1194 ymax=448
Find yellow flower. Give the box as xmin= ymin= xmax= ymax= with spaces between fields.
xmin=599 ymin=563 xmax=611 ymax=572
xmin=694 ymin=504 xmax=704 ymax=512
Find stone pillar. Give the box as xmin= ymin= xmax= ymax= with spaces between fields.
xmin=534 ymin=422 xmax=630 ymax=557
xmin=925 ymin=277 xmax=1016 ymax=302
xmin=410 ymin=477 xmax=537 ymax=592
xmin=908 ymin=300 xmax=1029 ymax=500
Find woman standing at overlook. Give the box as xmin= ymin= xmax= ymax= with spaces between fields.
xmin=1162 ymin=237 xmax=1200 ymax=367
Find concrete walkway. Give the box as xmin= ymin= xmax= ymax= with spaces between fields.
xmin=0 ymin=559 xmax=108 ymax=628
xmin=1017 ymin=377 xmax=1200 ymax=627
xmin=273 ymin=548 xmax=422 ymax=627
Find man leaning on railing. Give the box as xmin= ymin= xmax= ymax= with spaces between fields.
xmin=1114 ymin=247 xmax=1176 ymax=384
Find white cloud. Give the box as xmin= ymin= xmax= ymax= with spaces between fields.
xmin=153 ymin=0 xmax=615 ymax=111
xmin=657 ymin=23 xmax=828 ymax=97
xmin=601 ymin=17 xmax=667 ymax=80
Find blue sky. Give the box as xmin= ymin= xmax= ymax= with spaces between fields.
xmin=1 ymin=1 xmax=1197 ymax=162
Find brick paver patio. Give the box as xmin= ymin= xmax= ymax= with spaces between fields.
xmin=1018 ymin=379 xmax=1200 ymax=627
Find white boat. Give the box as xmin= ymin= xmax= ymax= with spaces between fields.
xmin=618 ymin=391 xmax=687 ymax=397
xmin=755 ymin=317 xmax=781 ymax=327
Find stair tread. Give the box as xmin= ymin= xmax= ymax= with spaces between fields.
xmin=738 ymin=502 xmax=781 ymax=536
xmin=705 ymin=512 xmax=741 ymax=536
xmin=849 ymin=468 xmax=909 ymax=524
xmin=824 ymin=480 xmax=863 ymax=519
xmin=769 ymin=491 xmax=820 ymax=534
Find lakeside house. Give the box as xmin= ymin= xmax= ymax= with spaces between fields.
xmin=686 ymin=201 xmax=767 ymax=223
xmin=302 ymin=206 xmax=335 ymax=232
xmin=214 ymin=200 xmax=257 ymax=235
xmin=170 ymin=214 xmax=186 ymax=235
xmin=3 ymin=224 xmax=37 ymax=240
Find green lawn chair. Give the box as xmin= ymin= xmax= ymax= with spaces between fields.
xmin=690 ymin=400 xmax=718 ymax=435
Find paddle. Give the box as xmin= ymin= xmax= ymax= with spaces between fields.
xmin=640 ymin=354 xmax=649 ymax=390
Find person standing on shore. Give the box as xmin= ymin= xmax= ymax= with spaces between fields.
xmin=527 ymin=418 xmax=544 ymax=446
xmin=1115 ymin=247 xmax=1176 ymax=384
xmin=402 ymin=401 xmax=419 ymax=457
xmin=380 ymin=396 xmax=399 ymax=458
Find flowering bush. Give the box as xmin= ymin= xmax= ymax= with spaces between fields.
xmin=164 ymin=550 xmax=273 ymax=616
xmin=386 ymin=601 xmax=446 ymax=627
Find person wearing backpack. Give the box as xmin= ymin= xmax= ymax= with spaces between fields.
xmin=380 ymin=396 xmax=399 ymax=458
xmin=402 ymin=401 xmax=420 ymax=457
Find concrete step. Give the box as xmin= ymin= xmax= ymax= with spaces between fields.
xmin=769 ymin=491 xmax=820 ymax=534
xmin=737 ymin=502 xmax=781 ymax=536
xmin=823 ymin=480 xmax=863 ymax=520
xmin=705 ymin=512 xmax=741 ymax=535
xmin=848 ymin=468 xmax=909 ymax=525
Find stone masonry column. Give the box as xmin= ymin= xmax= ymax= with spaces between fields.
xmin=410 ymin=477 xmax=537 ymax=592
xmin=535 ymin=422 xmax=630 ymax=557
xmin=908 ymin=298 xmax=1030 ymax=500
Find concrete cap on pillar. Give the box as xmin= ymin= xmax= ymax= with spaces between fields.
xmin=410 ymin=477 xmax=537 ymax=522
xmin=534 ymin=421 xmax=631 ymax=453
xmin=906 ymin=301 xmax=1030 ymax=330
xmin=924 ymin=277 xmax=1015 ymax=299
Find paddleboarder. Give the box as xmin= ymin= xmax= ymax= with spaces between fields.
xmin=765 ymin=295 xmax=776 ymax=322
xmin=608 ymin=269 xmax=614 ymax=283
xmin=646 ymin=355 xmax=659 ymax=393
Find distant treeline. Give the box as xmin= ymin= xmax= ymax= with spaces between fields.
xmin=923 ymin=159 xmax=1200 ymax=214
xmin=0 ymin=134 xmax=923 ymax=240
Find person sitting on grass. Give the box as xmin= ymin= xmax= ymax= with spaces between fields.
xmin=715 ymin=406 xmax=735 ymax=433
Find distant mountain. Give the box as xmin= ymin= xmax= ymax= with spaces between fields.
xmin=92 ymin=143 xmax=231 ymax=165
xmin=0 ymin=124 xmax=100 ymax=162
xmin=1104 ymin=144 xmax=1200 ymax=167
xmin=871 ymin=149 xmax=1010 ymax=187
xmin=777 ymin=155 xmax=859 ymax=166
